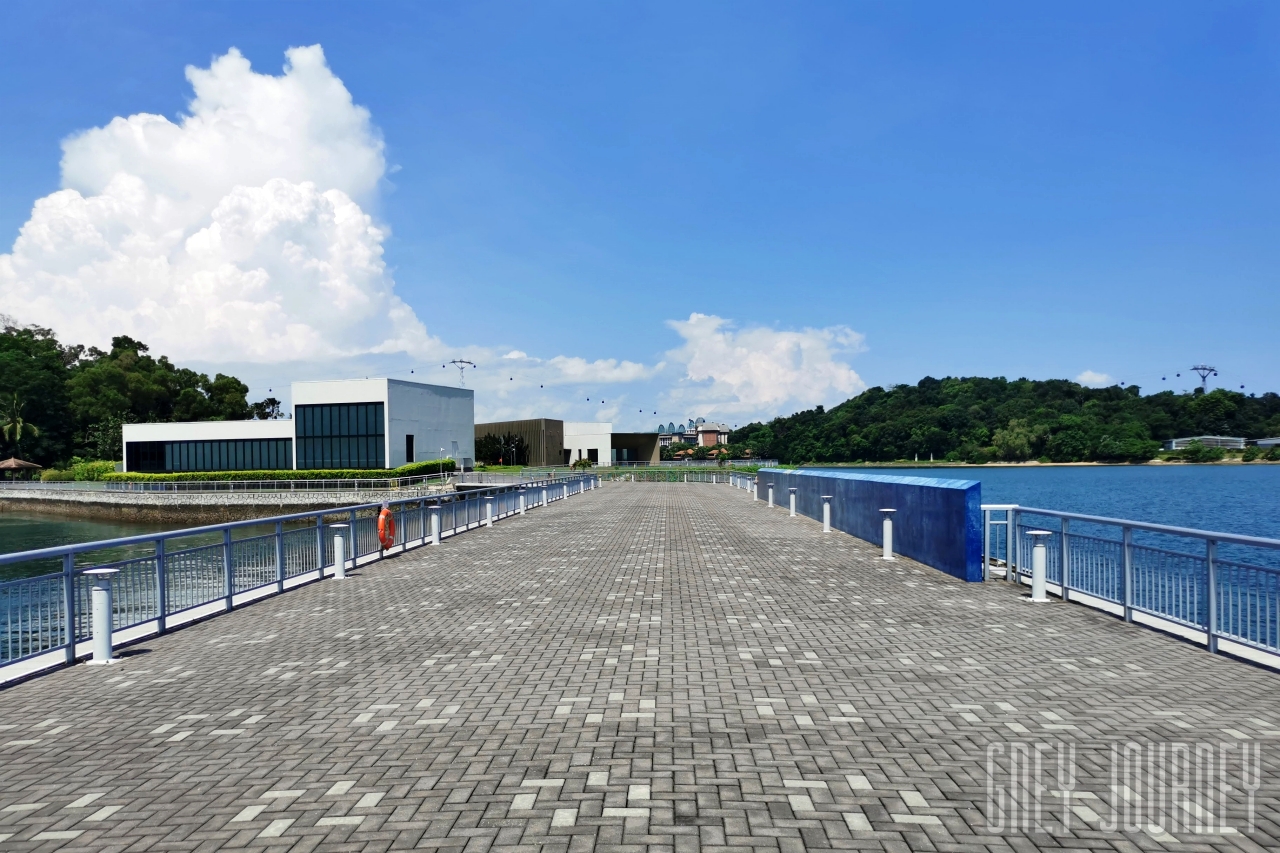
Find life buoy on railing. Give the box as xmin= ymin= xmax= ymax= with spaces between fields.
xmin=378 ymin=504 xmax=396 ymax=550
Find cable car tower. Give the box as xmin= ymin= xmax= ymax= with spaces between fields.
xmin=445 ymin=359 xmax=476 ymax=387
xmin=1190 ymin=364 xmax=1217 ymax=393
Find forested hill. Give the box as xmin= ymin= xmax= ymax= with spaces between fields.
xmin=729 ymin=377 xmax=1280 ymax=464
xmin=1 ymin=319 xmax=276 ymax=467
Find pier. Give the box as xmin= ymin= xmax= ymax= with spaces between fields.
xmin=0 ymin=482 xmax=1276 ymax=850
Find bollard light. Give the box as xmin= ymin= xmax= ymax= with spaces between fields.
xmin=822 ymin=496 xmax=833 ymax=532
xmin=85 ymin=568 xmax=120 ymax=665
xmin=789 ymin=487 xmax=797 ymax=517
xmin=753 ymin=479 xmax=759 ymax=501
xmin=879 ymin=509 xmax=896 ymax=560
xmin=429 ymin=507 xmax=441 ymax=545
xmin=1028 ymin=530 xmax=1052 ymax=602
xmin=331 ymin=524 xmax=349 ymax=578
xmin=484 ymin=496 xmax=495 ymax=528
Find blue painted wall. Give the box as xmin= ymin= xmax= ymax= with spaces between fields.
xmin=758 ymin=468 xmax=983 ymax=582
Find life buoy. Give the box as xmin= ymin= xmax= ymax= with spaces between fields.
xmin=377 ymin=507 xmax=396 ymax=550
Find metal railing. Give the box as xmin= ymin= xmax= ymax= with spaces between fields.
xmin=0 ymin=473 xmax=597 ymax=683
xmin=1 ymin=472 xmax=457 ymax=493
xmin=982 ymin=505 xmax=1280 ymax=663
xmin=598 ymin=470 xmax=735 ymax=483
xmin=613 ymin=459 xmax=777 ymax=468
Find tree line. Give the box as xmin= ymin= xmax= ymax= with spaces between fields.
xmin=729 ymin=376 xmax=1280 ymax=464
xmin=1 ymin=317 xmax=279 ymax=467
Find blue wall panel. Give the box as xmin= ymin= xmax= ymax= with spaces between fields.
xmin=759 ymin=468 xmax=983 ymax=582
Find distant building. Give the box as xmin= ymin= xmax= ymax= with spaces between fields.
xmin=123 ymin=378 xmax=475 ymax=473
xmin=1250 ymin=438 xmax=1280 ymax=447
xmin=657 ymin=417 xmax=730 ymax=448
xmin=1162 ymin=435 xmax=1246 ymax=451
xmin=474 ymin=419 xmax=660 ymax=466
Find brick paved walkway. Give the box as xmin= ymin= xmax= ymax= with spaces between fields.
xmin=0 ymin=483 xmax=1276 ymax=852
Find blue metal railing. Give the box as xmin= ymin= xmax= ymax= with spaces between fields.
xmin=0 ymin=474 xmax=596 ymax=682
xmin=982 ymin=505 xmax=1280 ymax=661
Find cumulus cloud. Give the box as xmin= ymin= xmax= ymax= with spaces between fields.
xmin=1075 ymin=370 xmax=1115 ymax=387
xmin=664 ymin=313 xmax=866 ymax=417
xmin=0 ymin=45 xmax=432 ymax=362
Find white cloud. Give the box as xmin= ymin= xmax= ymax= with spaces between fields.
xmin=1 ymin=45 xmax=433 ymax=362
xmin=664 ymin=313 xmax=866 ymax=417
xmin=1075 ymin=370 xmax=1115 ymax=387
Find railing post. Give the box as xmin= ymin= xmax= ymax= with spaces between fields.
xmin=332 ymin=525 xmax=348 ymax=579
xmin=430 ymin=506 xmax=441 ymax=544
xmin=155 ymin=538 xmax=167 ymax=634
xmin=1028 ymin=530 xmax=1052 ymax=602
xmin=224 ymin=529 xmax=235 ymax=610
xmin=880 ymin=509 xmax=896 ymax=560
xmin=1122 ymin=526 xmax=1133 ymax=623
xmin=349 ymin=509 xmax=358 ymax=564
xmin=1060 ymin=518 xmax=1071 ymax=602
xmin=519 ymin=488 xmax=526 ymax=515
xmin=753 ymin=478 xmax=759 ymax=501
xmin=982 ymin=509 xmax=991 ymax=582
xmin=315 ymin=515 xmax=324 ymax=580
xmin=419 ymin=501 xmax=427 ymax=545
xmin=63 ymin=553 xmax=75 ymax=665
xmin=1010 ymin=509 xmax=1020 ymax=583
xmin=789 ymin=488 xmax=797 ymax=517
xmin=1206 ymin=539 xmax=1218 ymax=654
xmin=275 ymin=521 xmax=285 ymax=593
xmin=822 ymin=496 xmax=832 ymax=533
xmin=542 ymin=487 xmax=548 ymax=507
xmin=485 ymin=496 xmax=494 ymax=528
xmin=86 ymin=568 xmax=119 ymax=665
xmin=767 ymin=483 xmax=774 ymax=508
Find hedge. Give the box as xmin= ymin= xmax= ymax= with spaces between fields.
xmin=101 ymin=458 xmax=456 ymax=483
xmin=41 ymin=460 xmax=118 ymax=482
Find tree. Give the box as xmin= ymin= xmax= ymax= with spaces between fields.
xmin=1 ymin=393 xmax=41 ymax=456
xmin=250 ymin=397 xmax=284 ymax=420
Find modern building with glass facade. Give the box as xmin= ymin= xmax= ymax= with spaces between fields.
xmin=122 ymin=378 xmax=475 ymax=473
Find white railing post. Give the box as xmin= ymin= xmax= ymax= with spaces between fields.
xmin=1028 ymin=531 xmax=1052 ymax=602
xmin=315 ymin=516 xmax=325 ymax=579
xmin=880 ymin=509 xmax=896 ymax=560
xmin=1122 ymin=526 xmax=1133 ymax=622
xmin=822 ymin=496 xmax=832 ymax=532
xmin=753 ymin=478 xmax=758 ymax=501
xmin=1207 ymin=540 xmax=1219 ymax=654
xmin=331 ymin=525 xmax=349 ymax=579
xmin=982 ymin=509 xmax=991 ymax=581
xmin=1060 ymin=518 xmax=1071 ymax=602
xmin=86 ymin=568 xmax=119 ymax=664
xmin=789 ymin=488 xmax=797 ymax=517
xmin=485 ymin=497 xmax=494 ymax=528
xmin=224 ymin=529 xmax=235 ymax=608
xmin=767 ymin=483 xmax=774 ymax=508
xmin=563 ymin=484 xmax=569 ymax=501
xmin=519 ymin=488 xmax=527 ymax=515
xmin=430 ymin=506 xmax=441 ymax=545
xmin=155 ymin=538 xmax=168 ymax=634
xmin=62 ymin=553 xmax=75 ymax=665
xmin=542 ymin=487 xmax=548 ymax=507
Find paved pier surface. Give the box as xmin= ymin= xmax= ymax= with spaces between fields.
xmin=0 ymin=483 xmax=1275 ymax=852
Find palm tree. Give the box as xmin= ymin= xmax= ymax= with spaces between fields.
xmin=1 ymin=393 xmax=40 ymax=455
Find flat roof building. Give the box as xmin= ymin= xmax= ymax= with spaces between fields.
xmin=474 ymin=419 xmax=661 ymax=467
xmin=1162 ymin=435 xmax=1246 ymax=451
xmin=123 ymin=378 xmax=474 ymax=473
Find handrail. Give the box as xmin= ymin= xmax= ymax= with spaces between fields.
xmin=982 ymin=504 xmax=1280 ymax=551
xmin=0 ymin=476 xmax=577 ymax=566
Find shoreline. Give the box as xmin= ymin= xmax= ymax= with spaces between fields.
xmin=787 ymin=459 xmax=1280 ymax=469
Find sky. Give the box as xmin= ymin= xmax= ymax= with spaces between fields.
xmin=1 ymin=1 xmax=1277 ymax=430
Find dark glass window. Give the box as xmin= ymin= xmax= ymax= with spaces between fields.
xmin=126 ymin=438 xmax=292 ymax=473
xmin=295 ymin=402 xmax=385 ymax=469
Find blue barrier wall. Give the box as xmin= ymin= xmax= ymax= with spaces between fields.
xmin=758 ymin=468 xmax=983 ymax=582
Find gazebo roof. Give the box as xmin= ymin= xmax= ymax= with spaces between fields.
xmin=0 ymin=457 xmax=42 ymax=470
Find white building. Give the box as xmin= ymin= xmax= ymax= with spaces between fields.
xmin=563 ymin=422 xmax=612 ymax=466
xmin=1161 ymin=435 xmax=1246 ymax=451
xmin=123 ymin=378 xmax=474 ymax=473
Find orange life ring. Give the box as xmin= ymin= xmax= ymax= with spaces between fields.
xmin=377 ymin=507 xmax=396 ymax=550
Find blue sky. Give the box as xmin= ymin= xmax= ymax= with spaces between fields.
xmin=1 ymin=1 xmax=1276 ymax=428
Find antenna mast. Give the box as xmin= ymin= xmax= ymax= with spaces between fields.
xmin=446 ymin=359 xmax=476 ymax=387
xmin=1190 ymin=364 xmax=1216 ymax=393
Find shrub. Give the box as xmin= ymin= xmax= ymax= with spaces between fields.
xmin=570 ymin=457 xmax=596 ymax=469
xmin=40 ymin=468 xmax=74 ymax=481
xmin=1243 ymin=446 xmax=1262 ymax=462
xmin=102 ymin=458 xmax=455 ymax=483
xmin=1267 ymin=447 xmax=1280 ymax=462
xmin=1177 ymin=440 xmax=1226 ymax=464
